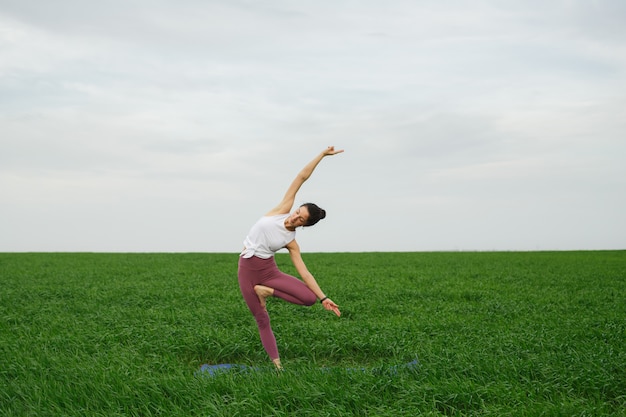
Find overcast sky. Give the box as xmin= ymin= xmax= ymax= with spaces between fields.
xmin=1 ymin=0 xmax=625 ymax=253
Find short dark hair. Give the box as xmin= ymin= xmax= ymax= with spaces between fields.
xmin=302 ymin=203 xmax=326 ymax=227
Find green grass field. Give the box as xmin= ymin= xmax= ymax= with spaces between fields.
xmin=1 ymin=251 xmax=624 ymax=416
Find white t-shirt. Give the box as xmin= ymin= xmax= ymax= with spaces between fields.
xmin=241 ymin=214 xmax=296 ymax=259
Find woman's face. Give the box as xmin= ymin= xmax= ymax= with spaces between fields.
xmin=286 ymin=206 xmax=310 ymax=229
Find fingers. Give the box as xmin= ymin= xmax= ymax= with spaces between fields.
xmin=322 ymin=299 xmax=341 ymax=317
xmin=325 ymin=303 xmax=341 ymax=317
xmin=324 ymin=146 xmax=344 ymax=155
xmin=322 ymin=299 xmax=337 ymax=308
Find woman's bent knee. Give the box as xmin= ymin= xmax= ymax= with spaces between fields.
xmin=303 ymin=292 xmax=317 ymax=306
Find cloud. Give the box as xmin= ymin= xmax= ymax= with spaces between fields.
xmin=1 ymin=1 xmax=625 ymax=251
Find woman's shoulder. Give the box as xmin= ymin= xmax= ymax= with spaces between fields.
xmin=254 ymin=213 xmax=288 ymax=226
xmin=264 ymin=209 xmax=290 ymax=217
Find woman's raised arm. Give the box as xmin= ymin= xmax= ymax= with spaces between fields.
xmin=267 ymin=146 xmax=343 ymax=215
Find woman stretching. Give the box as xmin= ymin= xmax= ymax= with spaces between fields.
xmin=238 ymin=146 xmax=343 ymax=369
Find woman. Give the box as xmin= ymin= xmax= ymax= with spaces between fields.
xmin=238 ymin=146 xmax=343 ymax=369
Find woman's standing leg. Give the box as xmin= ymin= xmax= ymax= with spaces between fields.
xmin=238 ymin=258 xmax=280 ymax=362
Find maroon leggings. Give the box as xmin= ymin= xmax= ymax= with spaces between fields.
xmin=238 ymin=255 xmax=317 ymax=360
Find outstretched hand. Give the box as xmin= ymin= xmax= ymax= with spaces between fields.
xmin=322 ymin=146 xmax=344 ymax=156
xmin=322 ymin=298 xmax=341 ymax=317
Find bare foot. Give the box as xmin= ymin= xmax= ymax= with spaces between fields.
xmin=272 ymin=358 xmax=283 ymax=371
xmin=254 ymin=285 xmax=274 ymax=309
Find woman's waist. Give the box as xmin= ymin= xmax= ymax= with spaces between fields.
xmin=238 ymin=253 xmax=277 ymax=268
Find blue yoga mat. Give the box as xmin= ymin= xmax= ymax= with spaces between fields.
xmin=197 ymin=359 xmax=418 ymax=377
xmin=198 ymin=363 xmax=254 ymax=376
